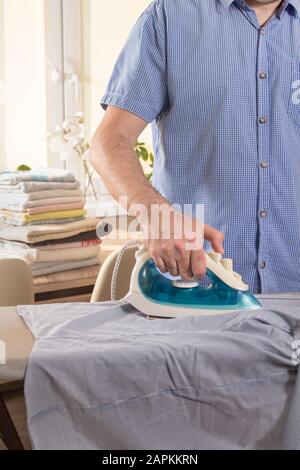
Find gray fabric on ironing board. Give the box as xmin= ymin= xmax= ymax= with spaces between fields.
xmin=18 ymin=295 xmax=300 ymax=450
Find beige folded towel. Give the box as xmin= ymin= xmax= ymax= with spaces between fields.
xmin=31 ymin=257 xmax=100 ymax=277
xmin=33 ymin=265 xmax=100 ymax=286
xmin=0 ymin=218 xmax=99 ymax=244
xmin=0 ymin=240 xmax=100 ymax=263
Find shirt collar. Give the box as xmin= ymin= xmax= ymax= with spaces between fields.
xmin=219 ymin=0 xmax=300 ymax=17
xmin=288 ymin=0 xmax=300 ymax=17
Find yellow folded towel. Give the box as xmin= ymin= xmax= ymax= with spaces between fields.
xmin=0 ymin=208 xmax=87 ymax=223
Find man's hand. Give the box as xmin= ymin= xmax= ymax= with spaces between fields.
xmin=140 ymin=207 xmax=224 ymax=280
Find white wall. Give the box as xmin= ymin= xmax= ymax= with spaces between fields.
xmin=0 ymin=0 xmax=6 ymax=170
xmin=0 ymin=0 xmax=48 ymax=171
xmin=81 ymin=0 xmax=153 ymax=144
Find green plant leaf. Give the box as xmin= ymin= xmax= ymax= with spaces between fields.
xmin=135 ymin=141 xmax=154 ymax=180
xmin=17 ymin=164 xmax=31 ymax=172
xmin=141 ymin=148 xmax=149 ymax=161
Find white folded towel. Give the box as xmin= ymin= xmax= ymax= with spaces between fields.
xmin=0 ymin=195 xmax=84 ymax=211
xmin=0 ymin=169 xmax=76 ymax=185
xmin=0 ymin=181 xmax=80 ymax=193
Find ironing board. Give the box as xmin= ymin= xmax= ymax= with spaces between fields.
xmin=0 ymin=307 xmax=34 ymax=450
xmin=1 ymin=293 xmax=300 ymax=450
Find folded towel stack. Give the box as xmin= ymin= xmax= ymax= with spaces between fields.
xmin=0 ymin=169 xmax=87 ymax=225
xmin=0 ymin=170 xmax=101 ymax=285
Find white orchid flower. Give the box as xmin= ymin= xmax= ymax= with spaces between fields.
xmin=66 ymin=134 xmax=82 ymax=148
xmin=47 ymin=112 xmax=89 ymax=158
xmin=50 ymin=135 xmax=68 ymax=153
xmin=63 ymin=117 xmax=79 ymax=132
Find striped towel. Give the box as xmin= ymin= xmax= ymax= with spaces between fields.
xmin=31 ymin=230 xmax=98 ymax=247
xmin=37 ymin=239 xmax=101 ymax=250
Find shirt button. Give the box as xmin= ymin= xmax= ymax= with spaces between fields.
xmin=261 ymin=29 xmax=266 ymax=36
xmin=259 ymin=116 xmax=267 ymax=124
xmin=260 ymin=161 xmax=269 ymax=169
xmin=259 ymin=261 xmax=266 ymax=269
xmin=260 ymin=210 xmax=268 ymax=218
xmin=259 ymin=72 xmax=267 ymax=80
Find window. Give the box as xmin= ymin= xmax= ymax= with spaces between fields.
xmin=0 ymin=0 xmax=65 ymax=171
xmin=0 ymin=0 xmax=49 ymax=170
xmin=0 ymin=0 xmax=153 ymax=193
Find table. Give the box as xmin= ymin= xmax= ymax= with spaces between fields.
xmin=0 ymin=307 xmax=33 ymax=450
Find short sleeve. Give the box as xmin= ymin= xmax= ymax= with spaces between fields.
xmin=101 ymin=0 xmax=169 ymax=123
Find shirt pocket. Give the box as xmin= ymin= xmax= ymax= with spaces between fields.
xmin=288 ymin=59 xmax=300 ymax=126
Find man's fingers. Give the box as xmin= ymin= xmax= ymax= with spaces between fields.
xmin=175 ymin=245 xmax=193 ymax=280
xmin=153 ymin=249 xmax=206 ymax=280
xmin=191 ymin=250 xmax=206 ymax=279
xmin=155 ymin=257 xmax=168 ymax=273
xmin=160 ymin=244 xmax=179 ymax=277
xmin=148 ymin=247 xmax=169 ymax=274
xmin=148 ymin=243 xmax=179 ymax=276
xmin=204 ymin=225 xmax=224 ymax=254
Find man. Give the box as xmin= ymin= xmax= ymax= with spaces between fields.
xmin=91 ymin=0 xmax=300 ymax=294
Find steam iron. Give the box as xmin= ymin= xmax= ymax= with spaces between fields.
xmin=126 ymin=246 xmax=262 ymax=318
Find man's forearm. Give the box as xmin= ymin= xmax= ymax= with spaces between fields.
xmin=91 ymin=128 xmax=169 ymax=218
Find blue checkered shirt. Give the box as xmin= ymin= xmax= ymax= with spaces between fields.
xmin=101 ymin=0 xmax=300 ymax=293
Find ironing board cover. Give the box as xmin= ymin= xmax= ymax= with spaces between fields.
xmin=18 ymin=295 xmax=300 ymax=450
